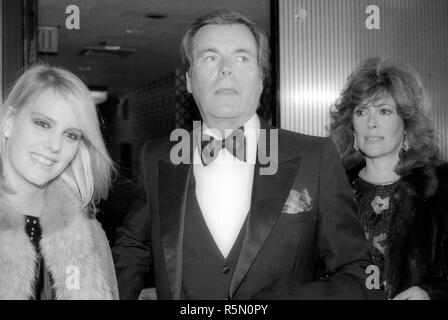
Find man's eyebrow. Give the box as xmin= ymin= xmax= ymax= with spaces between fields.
xmin=196 ymin=48 xmax=219 ymax=57
xmin=234 ymin=48 xmax=253 ymax=55
xmin=196 ymin=48 xmax=255 ymax=57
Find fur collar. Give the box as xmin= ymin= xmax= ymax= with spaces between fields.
xmin=0 ymin=179 xmax=115 ymax=299
xmin=386 ymin=163 xmax=448 ymax=298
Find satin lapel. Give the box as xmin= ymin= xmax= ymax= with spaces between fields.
xmin=159 ymin=159 xmax=192 ymax=300
xmin=229 ymin=125 xmax=301 ymax=298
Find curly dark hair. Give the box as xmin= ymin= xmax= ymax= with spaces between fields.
xmin=329 ymin=57 xmax=439 ymax=173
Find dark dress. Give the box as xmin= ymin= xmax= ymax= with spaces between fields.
xmin=348 ymin=163 xmax=448 ymax=299
xmin=24 ymin=215 xmax=55 ymax=300
xmin=351 ymin=177 xmax=398 ymax=287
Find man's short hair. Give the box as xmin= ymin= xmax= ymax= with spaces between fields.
xmin=180 ymin=9 xmax=270 ymax=84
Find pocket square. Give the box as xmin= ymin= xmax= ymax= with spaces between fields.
xmin=282 ymin=188 xmax=312 ymax=214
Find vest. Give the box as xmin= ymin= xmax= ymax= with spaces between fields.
xmin=181 ymin=173 xmax=248 ymax=299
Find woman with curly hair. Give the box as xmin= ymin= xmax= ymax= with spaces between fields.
xmin=330 ymin=57 xmax=448 ymax=299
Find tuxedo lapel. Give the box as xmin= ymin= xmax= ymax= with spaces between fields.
xmin=158 ymin=138 xmax=193 ymax=300
xmin=229 ymin=124 xmax=302 ymax=298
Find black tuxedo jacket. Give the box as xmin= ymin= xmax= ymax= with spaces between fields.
xmin=112 ymin=121 xmax=373 ymax=299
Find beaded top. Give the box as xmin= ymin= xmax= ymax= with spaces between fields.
xmin=352 ymin=177 xmax=399 ymax=283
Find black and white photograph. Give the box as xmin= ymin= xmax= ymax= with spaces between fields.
xmin=0 ymin=0 xmax=447 ymax=312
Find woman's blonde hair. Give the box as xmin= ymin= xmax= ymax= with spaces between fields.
xmin=0 ymin=64 xmax=114 ymax=209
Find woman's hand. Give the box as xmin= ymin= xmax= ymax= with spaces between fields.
xmin=392 ymin=286 xmax=430 ymax=300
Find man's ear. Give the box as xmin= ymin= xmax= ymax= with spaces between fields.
xmin=2 ymin=107 xmax=16 ymax=138
xmin=186 ymin=71 xmax=192 ymax=94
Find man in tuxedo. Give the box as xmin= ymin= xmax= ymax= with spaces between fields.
xmin=112 ymin=9 xmax=372 ymax=300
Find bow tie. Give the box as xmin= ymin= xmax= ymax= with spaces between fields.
xmin=200 ymin=127 xmax=246 ymax=166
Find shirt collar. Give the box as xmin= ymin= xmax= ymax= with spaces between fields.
xmin=202 ymin=114 xmax=260 ymax=140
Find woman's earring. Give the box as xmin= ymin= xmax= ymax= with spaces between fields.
xmin=353 ymin=134 xmax=360 ymax=152
xmin=402 ymin=131 xmax=410 ymax=152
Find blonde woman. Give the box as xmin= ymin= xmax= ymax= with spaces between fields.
xmin=0 ymin=65 xmax=118 ymax=299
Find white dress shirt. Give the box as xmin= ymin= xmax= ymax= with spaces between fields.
xmin=193 ymin=114 xmax=260 ymax=258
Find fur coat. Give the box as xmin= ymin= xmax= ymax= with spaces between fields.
xmin=385 ymin=163 xmax=448 ymax=299
xmin=0 ymin=179 xmax=119 ymax=300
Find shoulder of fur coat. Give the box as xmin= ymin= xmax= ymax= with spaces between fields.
xmin=0 ymin=178 xmax=118 ymax=300
xmin=386 ymin=162 xmax=448 ymax=298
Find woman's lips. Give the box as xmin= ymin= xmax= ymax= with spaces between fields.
xmin=30 ymin=152 xmax=56 ymax=167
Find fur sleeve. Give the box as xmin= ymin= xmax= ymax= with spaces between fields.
xmin=91 ymin=219 xmax=119 ymax=299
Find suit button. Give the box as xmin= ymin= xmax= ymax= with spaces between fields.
xmin=222 ymin=265 xmax=231 ymax=274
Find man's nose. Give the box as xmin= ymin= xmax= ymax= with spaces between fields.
xmin=219 ymin=58 xmax=233 ymax=76
xmin=44 ymin=134 xmax=62 ymax=153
